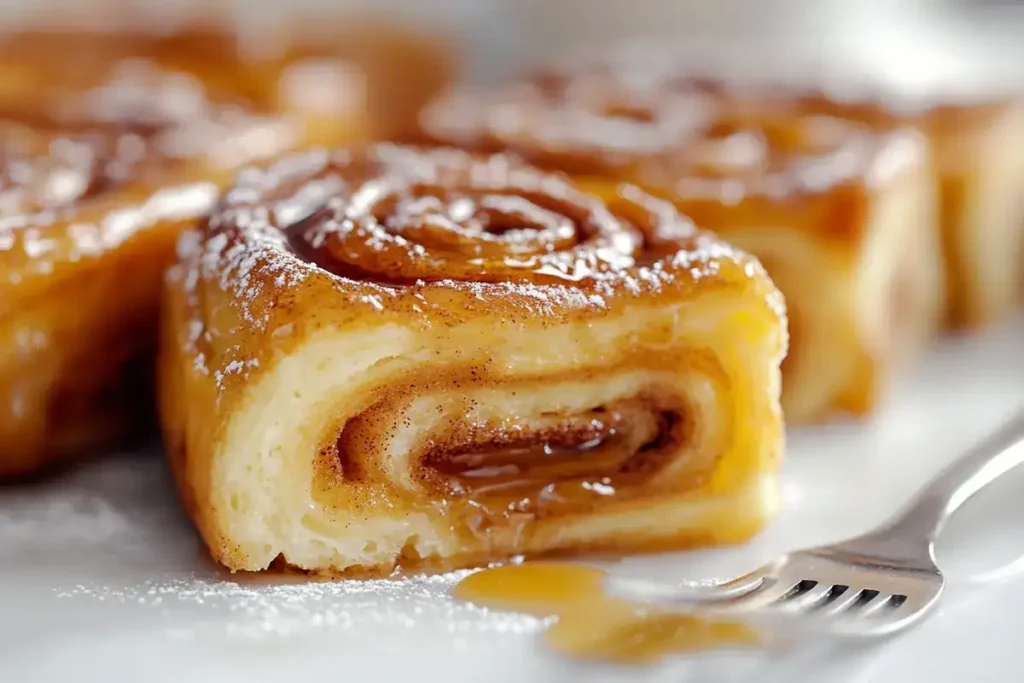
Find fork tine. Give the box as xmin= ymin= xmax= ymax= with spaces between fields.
xmin=779 ymin=582 xmax=834 ymax=611
xmin=857 ymin=593 xmax=899 ymax=617
xmin=897 ymin=594 xmax=931 ymax=615
xmin=816 ymin=587 xmax=868 ymax=616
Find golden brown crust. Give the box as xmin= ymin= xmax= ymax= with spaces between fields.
xmin=160 ymin=143 xmax=787 ymax=574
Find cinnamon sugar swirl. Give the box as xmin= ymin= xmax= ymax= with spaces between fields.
xmin=158 ymin=144 xmax=786 ymax=575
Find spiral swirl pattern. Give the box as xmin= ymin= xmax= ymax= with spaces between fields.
xmin=216 ymin=144 xmax=710 ymax=287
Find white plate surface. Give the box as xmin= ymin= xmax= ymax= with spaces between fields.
xmin=1 ymin=318 xmax=1022 ymax=683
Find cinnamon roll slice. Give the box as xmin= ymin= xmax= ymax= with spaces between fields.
xmin=158 ymin=144 xmax=786 ymax=575
xmin=417 ymin=66 xmax=944 ymax=423
xmin=0 ymin=50 xmax=351 ymax=477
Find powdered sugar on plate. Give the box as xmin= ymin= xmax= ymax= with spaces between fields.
xmin=54 ymin=569 xmax=547 ymax=641
xmin=0 ymin=449 xmax=544 ymax=647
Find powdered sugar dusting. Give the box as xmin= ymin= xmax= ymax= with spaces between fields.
xmin=0 ymin=452 xmax=547 ymax=649
xmin=54 ymin=570 xmax=545 ymax=641
xmin=205 ymin=143 xmax=763 ymax=297
xmin=0 ymin=53 xmax=309 ymax=295
xmin=177 ymin=203 xmax=318 ymax=387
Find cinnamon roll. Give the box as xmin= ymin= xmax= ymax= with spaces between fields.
xmin=0 ymin=28 xmax=371 ymax=144
xmin=0 ymin=20 xmax=453 ymax=144
xmin=417 ymin=66 xmax=943 ymax=423
xmin=0 ymin=47 xmax=351 ymax=477
xmin=158 ymin=144 xmax=786 ymax=575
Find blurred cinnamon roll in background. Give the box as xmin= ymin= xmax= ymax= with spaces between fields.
xmin=787 ymin=91 xmax=1024 ymax=330
xmin=158 ymin=143 xmax=786 ymax=575
xmin=417 ymin=58 xmax=945 ymax=422
xmin=0 ymin=15 xmax=454 ymax=144
xmin=0 ymin=24 xmax=403 ymax=476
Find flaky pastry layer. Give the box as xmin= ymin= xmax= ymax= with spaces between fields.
xmin=158 ymin=144 xmax=787 ymax=574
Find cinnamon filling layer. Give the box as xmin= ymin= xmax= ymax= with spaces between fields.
xmin=328 ymin=387 xmax=696 ymax=543
xmin=422 ymin=400 xmax=686 ymax=498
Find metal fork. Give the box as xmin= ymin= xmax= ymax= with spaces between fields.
xmin=692 ymin=410 xmax=1024 ymax=636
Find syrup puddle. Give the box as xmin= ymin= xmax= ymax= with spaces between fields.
xmin=453 ymin=562 xmax=763 ymax=664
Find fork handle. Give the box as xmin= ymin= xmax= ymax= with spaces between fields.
xmin=885 ymin=409 xmax=1024 ymax=545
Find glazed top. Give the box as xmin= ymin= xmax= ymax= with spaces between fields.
xmin=178 ymin=144 xmax=788 ymax=398
xmin=0 ymin=28 xmax=318 ymax=113
xmin=207 ymin=143 xmax=740 ymax=289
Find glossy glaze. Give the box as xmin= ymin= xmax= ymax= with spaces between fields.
xmin=0 ymin=23 xmax=451 ymax=143
xmin=426 ymin=45 xmax=1022 ymax=333
xmin=215 ymin=144 xmax=734 ymax=289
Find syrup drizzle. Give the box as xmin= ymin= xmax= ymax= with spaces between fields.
xmin=453 ymin=563 xmax=760 ymax=664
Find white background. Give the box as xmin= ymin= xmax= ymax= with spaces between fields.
xmin=0 ymin=0 xmax=1021 ymax=89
